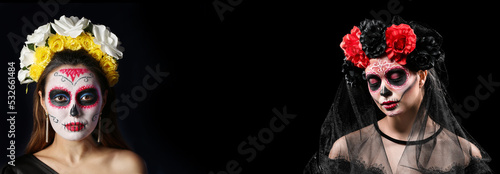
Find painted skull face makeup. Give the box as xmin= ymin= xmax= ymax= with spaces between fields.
xmin=43 ymin=65 xmax=103 ymax=141
xmin=365 ymin=56 xmax=419 ymax=116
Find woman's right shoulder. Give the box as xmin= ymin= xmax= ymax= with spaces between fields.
xmin=328 ymin=124 xmax=376 ymax=160
xmin=329 ymin=136 xmax=348 ymax=160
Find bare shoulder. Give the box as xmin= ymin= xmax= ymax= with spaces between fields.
xmin=103 ymin=148 xmax=147 ymax=173
xmin=456 ymin=136 xmax=482 ymax=159
xmin=328 ymin=125 xmax=375 ymax=160
xmin=329 ymin=136 xmax=348 ymax=160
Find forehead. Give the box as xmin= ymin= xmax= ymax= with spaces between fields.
xmin=45 ymin=65 xmax=99 ymax=90
xmin=365 ymin=57 xmax=405 ymax=75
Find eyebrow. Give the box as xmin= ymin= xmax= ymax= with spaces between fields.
xmin=365 ymin=73 xmax=379 ymax=78
xmin=76 ymin=85 xmax=97 ymax=94
xmin=385 ymin=66 xmax=406 ymax=72
xmin=48 ymin=86 xmax=71 ymax=96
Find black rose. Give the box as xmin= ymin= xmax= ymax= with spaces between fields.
xmin=407 ymin=36 xmax=442 ymax=70
xmin=359 ymin=19 xmax=387 ymax=58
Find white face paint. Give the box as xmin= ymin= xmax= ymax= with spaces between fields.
xmin=365 ymin=56 xmax=420 ymax=117
xmin=43 ymin=65 xmax=102 ymax=141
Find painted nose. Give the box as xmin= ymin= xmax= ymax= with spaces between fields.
xmin=380 ymin=86 xmax=392 ymax=97
xmin=70 ymin=104 xmax=79 ymax=117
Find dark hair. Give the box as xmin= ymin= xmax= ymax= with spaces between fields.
xmin=26 ymin=49 xmax=129 ymax=154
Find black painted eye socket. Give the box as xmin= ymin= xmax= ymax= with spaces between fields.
xmin=76 ymin=88 xmax=98 ymax=106
xmin=49 ymin=90 xmax=71 ymax=107
xmin=386 ymin=69 xmax=407 ymax=86
xmin=366 ymin=74 xmax=381 ymax=91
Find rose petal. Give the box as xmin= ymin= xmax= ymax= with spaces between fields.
xmin=18 ymin=69 xmax=33 ymax=84
xmin=93 ymin=24 xmax=123 ymax=59
xmin=19 ymin=46 xmax=35 ymax=68
xmin=51 ymin=15 xmax=89 ymax=38
xmin=25 ymin=23 xmax=51 ymax=46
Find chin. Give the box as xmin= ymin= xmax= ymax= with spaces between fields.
xmin=380 ymin=105 xmax=403 ymax=117
xmin=57 ymin=131 xmax=92 ymax=141
xmin=386 ymin=111 xmax=401 ymax=117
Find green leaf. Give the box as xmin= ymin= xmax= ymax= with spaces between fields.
xmin=84 ymin=23 xmax=94 ymax=35
xmin=27 ymin=44 xmax=35 ymax=51
xmin=50 ymin=25 xmax=56 ymax=34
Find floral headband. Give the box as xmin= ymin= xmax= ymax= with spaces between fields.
xmin=18 ymin=15 xmax=123 ymax=87
xmin=340 ymin=17 xmax=444 ymax=86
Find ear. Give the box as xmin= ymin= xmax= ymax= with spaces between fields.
xmin=418 ymin=70 xmax=428 ymax=88
xmin=38 ymin=90 xmax=48 ymax=114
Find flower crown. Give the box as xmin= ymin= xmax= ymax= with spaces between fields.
xmin=339 ymin=17 xmax=444 ymax=87
xmin=18 ymin=15 xmax=123 ymax=87
xmin=340 ymin=17 xmax=443 ymax=70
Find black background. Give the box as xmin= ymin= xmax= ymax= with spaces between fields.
xmin=1 ymin=0 xmax=499 ymax=173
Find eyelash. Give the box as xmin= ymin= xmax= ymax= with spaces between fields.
xmin=80 ymin=93 xmax=95 ymax=100
xmin=48 ymin=88 xmax=72 ymax=109
xmin=54 ymin=94 xmax=69 ymax=101
xmin=75 ymin=85 xmax=99 ymax=109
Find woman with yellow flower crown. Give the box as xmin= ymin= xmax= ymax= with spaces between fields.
xmin=1 ymin=16 xmax=146 ymax=173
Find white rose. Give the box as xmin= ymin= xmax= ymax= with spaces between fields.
xmin=93 ymin=24 xmax=123 ymax=59
xmin=18 ymin=69 xmax=33 ymax=84
xmin=51 ymin=15 xmax=90 ymax=38
xmin=25 ymin=23 xmax=51 ymax=47
xmin=19 ymin=46 xmax=35 ymax=68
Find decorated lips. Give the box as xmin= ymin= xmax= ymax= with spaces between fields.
xmin=65 ymin=122 xmax=86 ymax=132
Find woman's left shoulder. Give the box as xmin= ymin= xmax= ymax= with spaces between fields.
xmin=101 ymin=148 xmax=147 ymax=173
xmin=440 ymin=128 xmax=482 ymax=159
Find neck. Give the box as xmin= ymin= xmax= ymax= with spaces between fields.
xmin=379 ymin=76 xmax=425 ymax=140
xmin=380 ymin=93 xmax=423 ymax=140
xmin=382 ymin=111 xmax=417 ymax=139
xmin=48 ymin=134 xmax=98 ymax=164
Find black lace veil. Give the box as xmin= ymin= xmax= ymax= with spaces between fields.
xmin=304 ymin=17 xmax=492 ymax=174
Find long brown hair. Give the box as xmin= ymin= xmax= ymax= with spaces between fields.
xmin=26 ymin=49 xmax=130 ymax=154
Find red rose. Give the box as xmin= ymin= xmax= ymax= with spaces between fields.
xmin=340 ymin=26 xmax=369 ymax=68
xmin=385 ymin=24 xmax=416 ymax=65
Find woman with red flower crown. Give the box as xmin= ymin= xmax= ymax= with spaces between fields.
xmin=304 ymin=16 xmax=492 ymax=174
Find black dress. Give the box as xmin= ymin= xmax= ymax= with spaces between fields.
xmin=313 ymin=122 xmax=491 ymax=174
xmin=304 ymin=75 xmax=493 ymax=173
xmin=1 ymin=154 xmax=57 ymax=174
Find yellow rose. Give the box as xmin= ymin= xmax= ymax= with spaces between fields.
xmin=64 ymin=36 xmax=82 ymax=50
xmin=47 ymin=34 xmax=66 ymax=52
xmin=100 ymin=55 xmax=118 ymax=72
xmin=77 ymin=32 xmax=97 ymax=51
xmin=29 ymin=64 xmax=44 ymax=82
xmin=34 ymin=46 xmax=53 ymax=67
xmin=105 ymin=70 xmax=119 ymax=87
xmin=88 ymin=48 xmax=104 ymax=61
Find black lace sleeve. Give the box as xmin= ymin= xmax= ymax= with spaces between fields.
xmin=464 ymin=158 xmax=493 ymax=174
